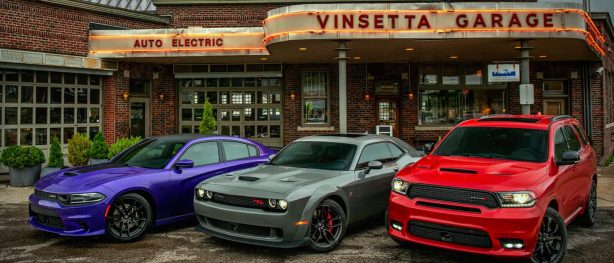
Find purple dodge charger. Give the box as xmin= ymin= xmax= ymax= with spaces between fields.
xmin=29 ymin=134 xmax=276 ymax=241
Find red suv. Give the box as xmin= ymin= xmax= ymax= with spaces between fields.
xmin=387 ymin=115 xmax=597 ymax=263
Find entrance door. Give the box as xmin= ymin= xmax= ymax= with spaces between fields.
xmin=130 ymin=98 xmax=150 ymax=138
xmin=544 ymin=99 xmax=567 ymax=115
xmin=376 ymin=99 xmax=399 ymax=137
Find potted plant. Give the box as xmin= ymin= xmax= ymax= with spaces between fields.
xmin=42 ymin=136 xmax=65 ymax=176
xmin=1 ymin=146 xmax=45 ymax=187
xmin=199 ymin=98 xmax=217 ymax=135
xmin=108 ymin=136 xmax=142 ymax=159
xmin=89 ymin=132 xmax=109 ymax=165
xmin=68 ymin=133 xmax=91 ymax=167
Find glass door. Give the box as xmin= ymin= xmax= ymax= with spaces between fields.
xmin=130 ymin=98 xmax=149 ymax=138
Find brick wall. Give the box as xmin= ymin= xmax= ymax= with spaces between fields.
xmin=156 ymin=4 xmax=283 ymax=28
xmin=0 ymin=0 xmax=163 ymax=56
xmin=102 ymin=62 xmax=176 ymax=144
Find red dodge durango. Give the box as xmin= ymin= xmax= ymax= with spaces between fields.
xmin=387 ymin=115 xmax=597 ymax=263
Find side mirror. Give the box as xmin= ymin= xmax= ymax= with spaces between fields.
xmin=423 ymin=143 xmax=434 ymax=154
xmin=557 ymin=151 xmax=580 ymax=166
xmin=175 ymin=159 xmax=194 ymax=170
xmin=365 ymin=160 xmax=383 ymax=175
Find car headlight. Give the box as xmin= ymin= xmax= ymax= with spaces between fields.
xmin=195 ymin=188 xmax=205 ymax=200
xmin=391 ymin=178 xmax=410 ymax=195
xmin=59 ymin=193 xmax=105 ymax=205
xmin=496 ymin=191 xmax=537 ymax=208
xmin=278 ymin=200 xmax=288 ymax=210
xmin=266 ymin=199 xmax=288 ymax=211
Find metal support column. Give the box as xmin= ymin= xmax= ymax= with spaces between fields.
xmin=336 ymin=41 xmax=350 ymax=133
xmin=519 ymin=39 xmax=533 ymax=114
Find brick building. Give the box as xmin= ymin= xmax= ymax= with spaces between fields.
xmin=1 ymin=0 xmax=614 ymax=168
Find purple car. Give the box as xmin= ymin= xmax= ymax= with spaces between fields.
xmin=29 ymin=134 xmax=276 ymax=241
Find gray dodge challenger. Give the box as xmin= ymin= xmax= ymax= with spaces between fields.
xmin=194 ymin=134 xmax=423 ymax=252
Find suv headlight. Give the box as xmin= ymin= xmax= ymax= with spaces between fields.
xmin=58 ymin=193 xmax=105 ymax=205
xmin=391 ymin=178 xmax=410 ymax=195
xmin=496 ymin=191 xmax=537 ymax=208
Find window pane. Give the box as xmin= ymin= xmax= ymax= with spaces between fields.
xmin=50 ymin=72 xmax=62 ymax=84
xmin=77 ymin=88 xmax=88 ymax=104
xmin=220 ymin=91 xmax=229 ymax=104
xmin=443 ymin=65 xmax=460 ymax=85
xmin=50 ymin=128 xmax=61 ymax=143
xmin=244 ymin=91 xmax=255 ymax=104
xmin=257 ymin=91 xmax=268 ymax=104
xmin=77 ymin=74 xmax=88 ymax=85
xmin=64 ymin=108 xmax=74 ymax=123
xmin=5 ymin=129 xmax=17 ymax=146
xmin=195 ymin=92 xmax=205 ymax=104
xmin=564 ymin=126 xmax=581 ymax=151
xmin=50 ymin=87 xmax=62 ymax=104
xmin=36 ymin=86 xmax=48 ymax=103
xmin=90 ymin=75 xmax=100 ymax=86
xmin=64 ymin=73 xmax=75 ymax=84
xmin=222 ymin=141 xmax=250 ymax=161
xmin=21 ymin=107 xmax=33 ymax=124
xmin=89 ymin=108 xmax=100 ymax=123
xmin=90 ymin=89 xmax=100 ymax=104
xmin=248 ymin=145 xmax=258 ymax=157
xmin=194 ymin=79 xmax=204 ymax=88
xmin=244 ymin=108 xmax=255 ymax=121
xmin=271 ymin=92 xmax=281 ymax=103
xmin=206 ymin=78 xmax=218 ymax=87
xmin=36 ymin=107 xmax=47 ymax=124
xmin=419 ymin=89 xmax=506 ymax=125
xmin=358 ymin=143 xmax=393 ymax=166
xmin=231 ymin=126 xmax=240 ymax=136
xmin=50 ymin=108 xmax=61 ymax=124
xmin=181 ymin=91 xmax=192 ymax=104
xmin=64 ymin=88 xmax=75 ymax=104
xmin=89 ymin=127 xmax=100 ymax=140
xmin=220 ymin=111 xmax=230 ymax=121
xmin=302 ymin=72 xmax=328 ymax=96
xmin=554 ymin=129 xmax=566 ymax=162
xmin=206 ymin=91 xmax=218 ymax=104
xmin=219 ymin=78 xmax=231 ymax=87
xmin=36 ymin=128 xmax=47 ymax=145
xmin=270 ymin=125 xmax=281 ymax=138
xmin=5 ymin=70 xmax=18 ymax=82
xmin=231 ymin=78 xmax=242 ymax=87
xmin=231 ymin=92 xmax=243 ymax=104
xmin=244 ymin=78 xmax=256 ymax=87
xmin=181 ymin=142 xmax=220 ymax=166
xmin=21 ymin=86 xmax=33 ymax=103
xmin=182 ymin=108 xmax=193 ymax=121
xmin=270 ymin=108 xmax=281 ymax=121
xmin=420 ymin=64 xmax=438 ymax=85
xmin=257 ymin=125 xmax=269 ymax=138
xmin=465 ymin=64 xmax=483 ymax=85
xmin=36 ymin=71 xmax=49 ymax=83
xmin=77 ymin=127 xmax=87 ymax=135
xmin=245 ymin=125 xmax=256 ymax=138
xmin=257 ymin=108 xmax=268 ymax=121
xmin=20 ymin=128 xmax=32 ymax=145
xmin=232 ymin=110 xmax=241 ymax=122
xmin=5 ymin=85 xmax=18 ymax=103
xmin=5 ymin=107 xmax=17 ymax=125
xmin=181 ymin=125 xmax=192 ymax=133
xmin=64 ymin=127 xmax=75 ymax=144
xmin=304 ymin=99 xmax=327 ymax=124
xmin=77 ymin=108 xmax=87 ymax=123
xmin=194 ymin=108 xmax=203 ymax=121
xmin=21 ymin=70 xmax=34 ymax=82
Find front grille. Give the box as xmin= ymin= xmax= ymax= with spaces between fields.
xmin=408 ymin=221 xmax=492 ymax=248
xmin=211 ymin=193 xmax=267 ymax=209
xmin=205 ymin=217 xmax=280 ymax=237
xmin=33 ymin=212 xmax=65 ymax=230
xmin=416 ymin=201 xmax=481 ymax=213
xmin=34 ymin=189 xmax=61 ymax=202
xmin=408 ymin=184 xmax=499 ymax=209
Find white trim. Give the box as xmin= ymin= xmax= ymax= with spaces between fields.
xmin=605 ymin=122 xmax=614 ymax=129
xmin=0 ymin=48 xmax=117 ymax=73
xmin=415 ymin=126 xmax=453 ymax=131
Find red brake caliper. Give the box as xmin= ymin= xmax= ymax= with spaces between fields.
xmin=326 ymin=207 xmax=333 ymax=232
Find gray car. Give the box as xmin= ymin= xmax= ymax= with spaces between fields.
xmin=193 ymin=134 xmax=423 ymax=252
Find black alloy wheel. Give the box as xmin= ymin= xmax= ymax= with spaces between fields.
xmin=576 ymin=179 xmax=597 ymax=227
xmin=531 ymin=207 xmax=567 ymax=263
xmin=308 ymin=199 xmax=347 ymax=252
xmin=106 ymin=193 xmax=152 ymax=242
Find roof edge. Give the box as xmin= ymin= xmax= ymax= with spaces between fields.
xmin=40 ymin=0 xmax=170 ymax=25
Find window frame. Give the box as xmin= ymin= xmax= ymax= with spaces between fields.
xmin=220 ymin=140 xmax=260 ymax=162
xmin=356 ymin=142 xmax=405 ymax=170
xmin=301 ymin=70 xmax=331 ymax=126
xmin=562 ymin=125 xmax=581 ymax=152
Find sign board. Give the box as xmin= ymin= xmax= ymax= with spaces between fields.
xmin=376 ymin=125 xmax=393 ymax=136
xmin=519 ymin=84 xmax=535 ymax=105
xmin=488 ymin=64 xmax=520 ymax=83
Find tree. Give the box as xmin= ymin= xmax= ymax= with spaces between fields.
xmin=199 ymin=98 xmax=217 ymax=134
xmin=89 ymin=132 xmax=109 ymax=159
xmin=48 ymin=136 xmax=64 ymax=168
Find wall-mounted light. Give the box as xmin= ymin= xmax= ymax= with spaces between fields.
xmin=158 ymin=92 xmax=165 ymax=102
xmin=364 ymin=93 xmax=370 ymax=101
xmin=408 ymin=91 xmax=415 ymax=100
xmin=122 ymin=91 xmax=129 ymax=101
xmin=290 ymin=91 xmax=295 ymax=101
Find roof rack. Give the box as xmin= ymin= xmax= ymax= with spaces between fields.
xmin=550 ymin=115 xmax=572 ymax=122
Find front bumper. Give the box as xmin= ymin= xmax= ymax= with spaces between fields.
xmin=194 ymin=199 xmax=310 ymax=248
xmin=387 ymin=192 xmax=542 ymax=258
xmin=28 ymin=194 xmax=108 ymax=236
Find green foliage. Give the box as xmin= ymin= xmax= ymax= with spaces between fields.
xmin=48 ymin=136 xmax=64 ymax=168
xmin=89 ymin=132 xmax=109 ymax=159
xmin=0 ymin=146 xmax=45 ymax=169
xmin=199 ymin=98 xmax=217 ymax=135
xmin=605 ymin=152 xmax=614 ymax=166
xmin=68 ymin=133 xmax=92 ymax=166
xmin=108 ymin=137 xmax=141 ymax=159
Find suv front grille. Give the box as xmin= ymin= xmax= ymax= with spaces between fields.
xmin=409 ymin=220 xmax=492 ymax=248
xmin=408 ymin=184 xmax=499 ymax=209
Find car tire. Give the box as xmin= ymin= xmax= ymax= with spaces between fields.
xmin=576 ymin=178 xmax=597 ymax=227
xmin=308 ymin=199 xmax=347 ymax=253
xmin=531 ymin=207 xmax=567 ymax=263
xmin=105 ymin=193 xmax=153 ymax=242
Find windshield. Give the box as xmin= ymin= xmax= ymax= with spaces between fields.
xmin=270 ymin=141 xmax=357 ymax=171
xmin=433 ymin=127 xmax=548 ymax=163
xmin=111 ymin=139 xmax=185 ymax=169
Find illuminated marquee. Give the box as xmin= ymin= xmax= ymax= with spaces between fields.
xmin=88 ymin=28 xmax=268 ymax=58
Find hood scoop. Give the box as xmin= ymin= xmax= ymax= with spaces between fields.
xmin=62 ymin=172 xmax=79 ymax=177
xmin=238 ymin=176 xmax=260 ymax=182
xmin=440 ymin=168 xmax=478 ymax=174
